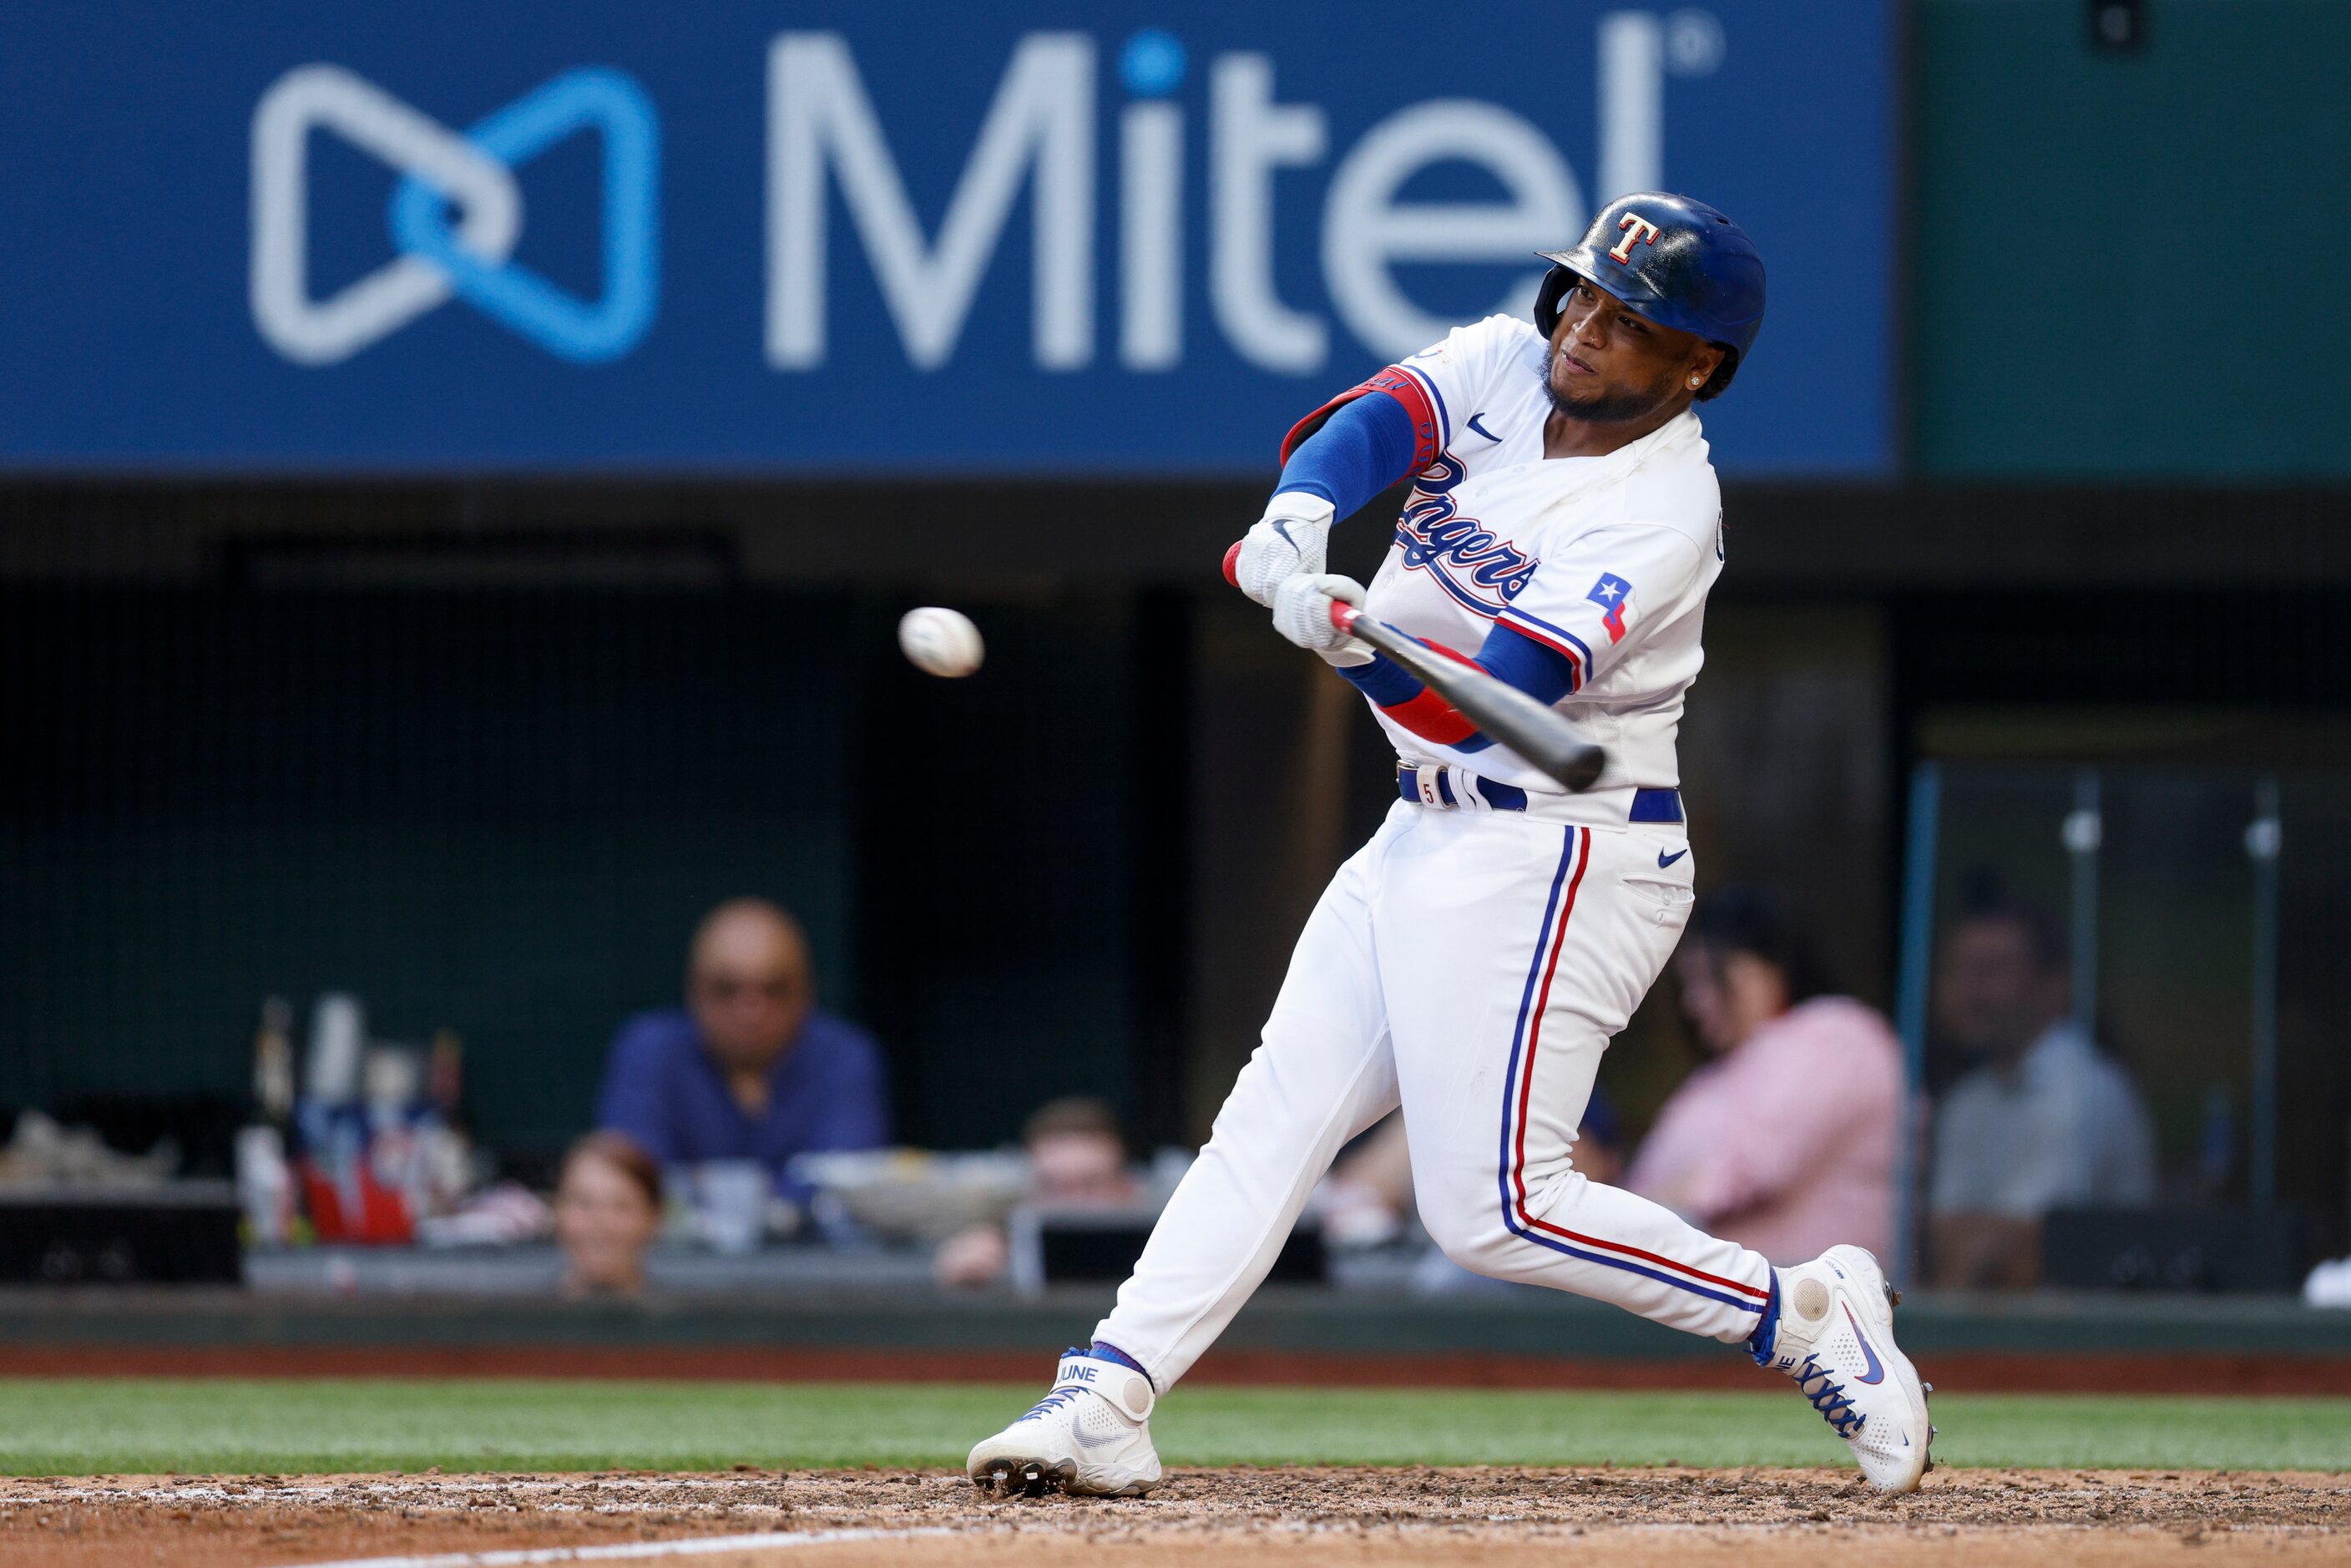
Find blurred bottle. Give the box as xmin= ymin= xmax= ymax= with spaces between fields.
xmin=252 ymin=995 xmax=296 ymax=1127
xmin=305 ymin=993 xmax=365 ymax=1108
xmin=296 ymin=993 xmax=369 ymax=1242
xmin=239 ymin=995 xmax=301 ymax=1247
xmin=422 ymin=1029 xmax=478 ymax=1214
xmin=235 ymin=1124 xmax=293 ymax=1247
xmin=361 ymin=1044 xmax=427 ymax=1242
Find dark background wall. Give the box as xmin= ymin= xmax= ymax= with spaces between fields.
xmin=0 ymin=576 xmax=1180 ymax=1163
xmin=0 ymin=586 xmax=857 ymax=1155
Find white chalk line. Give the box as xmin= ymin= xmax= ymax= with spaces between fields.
xmin=12 ymin=1474 xmax=965 ymax=1509
xmin=275 ymin=1525 xmax=959 ymax=1568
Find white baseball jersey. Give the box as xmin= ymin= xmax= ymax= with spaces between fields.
xmin=1361 ymin=313 xmax=1725 ymax=793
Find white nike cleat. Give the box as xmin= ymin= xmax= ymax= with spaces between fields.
xmin=967 ymin=1350 xmax=1163 ymax=1498
xmin=1755 ymin=1245 xmax=1936 ymax=1492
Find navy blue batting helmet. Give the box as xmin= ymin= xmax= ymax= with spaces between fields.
xmin=1533 ymin=192 xmax=1766 ymax=399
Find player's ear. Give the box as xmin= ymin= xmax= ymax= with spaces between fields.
xmin=1685 ymin=343 xmax=1726 ymax=392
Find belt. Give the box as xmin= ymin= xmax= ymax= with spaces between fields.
xmin=1397 ymin=764 xmax=1682 ymax=823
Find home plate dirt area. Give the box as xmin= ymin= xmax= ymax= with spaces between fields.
xmin=1 ymin=1467 xmax=2345 ymax=1567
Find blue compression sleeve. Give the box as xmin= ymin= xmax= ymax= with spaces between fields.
xmin=1273 ymin=392 xmax=1419 ymax=520
xmin=1474 ymin=617 xmax=1580 ymax=704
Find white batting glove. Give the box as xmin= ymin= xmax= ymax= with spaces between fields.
xmin=1272 ymin=573 xmax=1374 ymax=666
xmin=1232 ymin=493 xmax=1335 ymax=606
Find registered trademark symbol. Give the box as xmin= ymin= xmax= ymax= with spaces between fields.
xmin=1666 ymin=9 xmax=1725 ymax=76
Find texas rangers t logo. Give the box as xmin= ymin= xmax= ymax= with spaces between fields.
xmin=1610 ymin=213 xmax=1662 ymax=263
xmin=1587 ymin=573 xmax=1632 ymax=642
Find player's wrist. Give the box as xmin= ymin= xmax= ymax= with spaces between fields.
xmin=1261 ymin=490 xmax=1336 ymax=529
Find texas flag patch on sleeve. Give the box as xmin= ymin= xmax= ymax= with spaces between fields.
xmin=1586 ymin=573 xmax=1634 ymax=644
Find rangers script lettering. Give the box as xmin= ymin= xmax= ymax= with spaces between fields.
xmin=1393 ymin=457 xmax=1540 ymax=612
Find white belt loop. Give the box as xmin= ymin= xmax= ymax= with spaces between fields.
xmin=1456 ymin=770 xmax=1489 ymax=812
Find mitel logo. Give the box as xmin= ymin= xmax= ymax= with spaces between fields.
xmin=250 ymin=64 xmax=659 ymax=364
xmin=247 ymin=12 xmax=1718 ymax=376
xmin=770 ymin=12 xmax=1722 ymax=375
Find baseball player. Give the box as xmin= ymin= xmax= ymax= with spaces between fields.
xmin=968 ymin=194 xmax=1934 ymax=1496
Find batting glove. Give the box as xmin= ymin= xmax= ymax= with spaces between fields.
xmin=1232 ymin=493 xmax=1335 ymax=607
xmin=1272 ymin=573 xmax=1373 ymax=666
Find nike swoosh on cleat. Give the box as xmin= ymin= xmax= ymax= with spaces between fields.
xmin=1657 ymin=848 xmax=1689 ymax=867
xmin=1071 ymin=1424 xmax=1127 ymax=1451
xmin=1842 ymin=1303 xmax=1886 ymax=1385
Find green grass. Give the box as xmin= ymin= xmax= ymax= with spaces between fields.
xmin=3 ymin=1380 xmax=2347 ymax=1476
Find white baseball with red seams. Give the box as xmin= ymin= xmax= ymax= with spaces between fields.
xmin=897 ymin=606 xmax=984 ymax=678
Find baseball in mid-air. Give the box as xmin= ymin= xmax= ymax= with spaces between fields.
xmin=898 ymin=606 xmax=985 ymax=678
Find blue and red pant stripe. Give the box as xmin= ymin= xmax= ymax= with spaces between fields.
xmin=1494 ymin=826 xmax=1769 ymax=1315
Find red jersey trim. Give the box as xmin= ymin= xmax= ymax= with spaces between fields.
xmin=1278 ymin=366 xmax=1443 ymax=468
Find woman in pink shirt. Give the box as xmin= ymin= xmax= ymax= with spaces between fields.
xmin=1625 ymin=891 xmax=1902 ymax=1265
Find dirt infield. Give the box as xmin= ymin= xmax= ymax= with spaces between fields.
xmin=1 ymin=1466 xmax=2344 ymax=1566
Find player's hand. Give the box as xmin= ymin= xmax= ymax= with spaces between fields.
xmin=1231 ymin=493 xmax=1335 ymax=606
xmin=1272 ymin=573 xmax=1373 ymax=665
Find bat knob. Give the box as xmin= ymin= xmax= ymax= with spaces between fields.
xmin=1221 ymin=542 xmax=1243 ymax=587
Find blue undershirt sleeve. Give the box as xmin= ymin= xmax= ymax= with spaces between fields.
xmin=1272 ymin=392 xmax=1420 ymax=522
xmin=1472 ymin=618 xmax=1581 ymax=706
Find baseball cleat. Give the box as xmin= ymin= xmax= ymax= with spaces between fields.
xmin=1754 ymin=1245 xmax=1935 ymax=1492
xmin=967 ymin=1349 xmax=1163 ymax=1498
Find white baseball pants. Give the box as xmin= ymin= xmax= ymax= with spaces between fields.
xmin=1095 ymin=800 xmax=1776 ymax=1387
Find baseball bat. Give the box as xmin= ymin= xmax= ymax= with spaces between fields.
xmin=1223 ymin=544 xmax=1608 ymax=794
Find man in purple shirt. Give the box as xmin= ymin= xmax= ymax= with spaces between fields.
xmin=595 ymin=898 xmax=890 ymax=1206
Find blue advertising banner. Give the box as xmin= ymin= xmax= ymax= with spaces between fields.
xmin=0 ymin=3 xmax=1891 ymax=475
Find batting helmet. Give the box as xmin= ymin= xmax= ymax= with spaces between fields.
xmin=1533 ymin=192 xmax=1766 ymax=399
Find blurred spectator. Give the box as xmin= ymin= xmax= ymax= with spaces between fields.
xmin=553 ymin=1132 xmax=663 ymax=1297
xmin=1625 ymin=891 xmax=1902 ymax=1264
xmin=1928 ymin=898 xmax=2156 ymax=1288
xmin=596 ymin=898 xmax=889 ymax=1208
xmin=935 ymin=1097 xmax=1140 ymax=1287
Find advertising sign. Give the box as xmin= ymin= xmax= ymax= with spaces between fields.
xmin=0 ymin=3 xmax=1891 ymax=473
